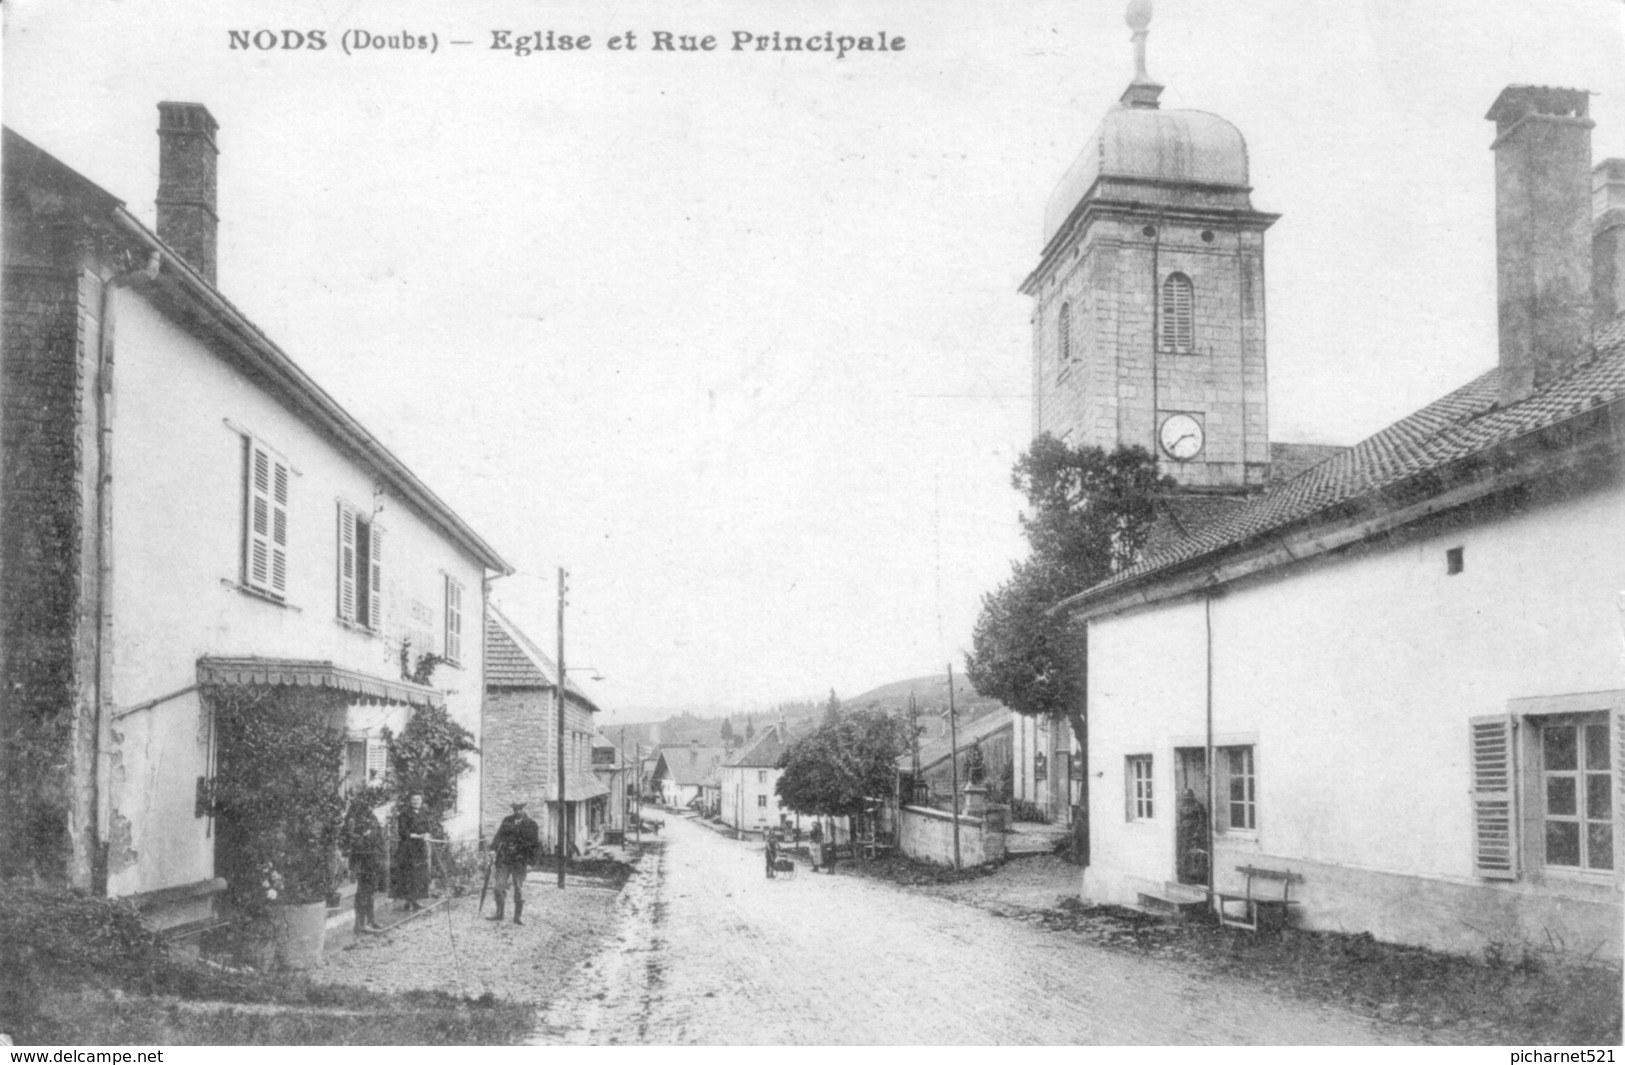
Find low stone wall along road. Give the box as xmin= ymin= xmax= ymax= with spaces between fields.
xmin=532 ymin=815 xmax=1405 ymax=1045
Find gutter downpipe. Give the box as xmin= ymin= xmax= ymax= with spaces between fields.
xmin=1204 ymin=591 xmax=1216 ymax=905
xmin=92 ymin=251 xmax=160 ymax=896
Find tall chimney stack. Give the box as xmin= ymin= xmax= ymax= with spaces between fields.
xmin=1595 ymin=159 xmax=1625 ymax=325
xmin=156 ymin=102 xmax=219 ymax=285
xmin=1486 ymin=86 xmax=1594 ymax=405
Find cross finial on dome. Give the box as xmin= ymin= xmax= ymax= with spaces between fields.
xmin=1121 ymin=0 xmax=1164 ymax=109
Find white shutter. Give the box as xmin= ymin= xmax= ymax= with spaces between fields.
xmin=269 ymin=460 xmax=289 ymax=595
xmin=337 ymin=504 xmax=356 ymax=622
xmin=366 ymin=736 xmax=388 ymax=783
xmin=244 ymin=442 xmax=288 ymax=597
xmin=1469 ymin=715 xmax=1518 ymax=880
xmin=368 ymin=522 xmax=383 ymax=633
xmin=1616 ymin=709 xmax=1625 ymax=881
xmin=445 ymin=577 xmax=463 ymax=664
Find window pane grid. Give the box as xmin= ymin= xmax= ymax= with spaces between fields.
xmin=1129 ymin=756 xmax=1154 ymax=820
xmin=1542 ymin=721 xmax=1614 ymax=871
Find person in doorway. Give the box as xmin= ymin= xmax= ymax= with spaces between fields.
xmin=396 ymin=792 xmax=432 ymax=911
xmin=488 ymin=800 xmax=540 ymax=925
xmin=1176 ymin=787 xmax=1210 ymax=885
xmin=344 ymin=798 xmax=386 ymax=933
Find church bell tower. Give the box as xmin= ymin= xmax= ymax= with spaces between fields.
xmin=1021 ymin=1 xmax=1278 ymax=491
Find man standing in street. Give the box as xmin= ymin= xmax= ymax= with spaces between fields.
xmin=488 ymin=800 xmax=539 ymax=926
xmin=344 ymin=797 xmax=387 ymax=934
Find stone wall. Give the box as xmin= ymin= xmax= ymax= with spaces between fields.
xmin=0 ymin=262 xmax=97 ymax=889
xmin=898 ymin=805 xmax=1005 ymax=867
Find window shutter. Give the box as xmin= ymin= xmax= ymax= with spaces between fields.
xmin=368 ymin=522 xmax=384 ymax=633
xmin=366 ymin=736 xmax=388 ymax=783
xmin=244 ymin=442 xmax=287 ymax=597
xmin=1469 ymin=715 xmax=1518 ymax=880
xmin=337 ymin=504 xmax=356 ymax=622
xmin=269 ymin=460 xmax=289 ymax=595
xmin=1616 ymin=709 xmax=1625 ymax=878
xmin=445 ymin=577 xmax=463 ymax=664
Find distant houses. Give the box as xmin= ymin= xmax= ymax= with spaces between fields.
xmin=651 ymin=744 xmax=725 ymax=812
xmin=720 ymin=723 xmax=799 ymax=834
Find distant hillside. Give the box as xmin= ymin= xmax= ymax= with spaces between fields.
xmin=841 ymin=674 xmax=1006 ymax=722
xmin=610 ymin=675 xmax=1006 ymax=755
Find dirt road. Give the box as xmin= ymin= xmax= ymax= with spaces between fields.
xmin=531 ymin=815 xmax=1407 ymax=1045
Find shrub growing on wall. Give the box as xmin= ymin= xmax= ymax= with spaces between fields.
xmin=207 ymin=686 xmax=346 ymax=911
xmin=382 ymin=701 xmax=475 ymax=824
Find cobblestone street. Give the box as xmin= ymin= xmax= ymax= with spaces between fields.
xmin=530 ymin=815 xmax=1413 ymax=1045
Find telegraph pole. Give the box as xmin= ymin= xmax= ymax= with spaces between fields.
xmin=633 ymin=741 xmax=642 ymax=844
xmin=947 ymin=662 xmax=961 ymax=871
xmin=556 ymin=567 xmax=568 ymax=890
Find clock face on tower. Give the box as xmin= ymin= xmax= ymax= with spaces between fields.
xmin=1158 ymin=413 xmax=1205 ymax=461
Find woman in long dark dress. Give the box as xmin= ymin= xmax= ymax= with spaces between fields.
xmin=395 ymin=793 xmax=431 ymax=910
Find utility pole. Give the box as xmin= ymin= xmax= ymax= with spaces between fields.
xmin=619 ymin=727 xmax=627 ymax=833
xmin=556 ymin=567 xmax=568 ymax=890
xmin=947 ymin=662 xmax=961 ymax=871
xmin=633 ymin=741 xmax=642 ymax=844
xmin=908 ymin=690 xmax=920 ymax=806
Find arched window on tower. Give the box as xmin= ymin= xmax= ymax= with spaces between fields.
xmin=1058 ymin=301 xmax=1073 ymax=377
xmin=1160 ymin=273 xmax=1194 ymax=352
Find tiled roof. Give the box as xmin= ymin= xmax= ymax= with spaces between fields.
xmin=483 ymin=603 xmax=599 ymax=710
xmin=658 ymin=745 xmax=726 ymax=786
xmin=725 ymin=724 xmax=795 ymax=768
xmin=1075 ymin=322 xmax=1625 ymax=604
xmin=899 ymin=709 xmax=1013 ymax=773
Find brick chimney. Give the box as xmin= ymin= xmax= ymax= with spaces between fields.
xmin=156 ymin=102 xmax=219 ymax=285
xmin=1595 ymin=159 xmax=1625 ymax=324
xmin=1486 ymin=86 xmax=1594 ymax=405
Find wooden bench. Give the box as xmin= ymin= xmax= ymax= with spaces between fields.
xmin=1213 ymin=865 xmax=1303 ymax=933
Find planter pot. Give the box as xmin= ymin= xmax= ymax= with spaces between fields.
xmin=271 ymin=900 xmax=327 ymax=970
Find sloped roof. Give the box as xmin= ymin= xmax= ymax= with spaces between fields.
xmin=1 ymin=127 xmax=511 ymax=577
xmin=899 ymin=709 xmax=1014 ymax=773
xmin=725 ymin=723 xmax=795 ymax=768
xmin=484 ymin=603 xmax=599 ymax=711
xmin=657 ymin=745 xmax=726 ymax=787
xmin=1064 ymin=322 xmax=1625 ymax=612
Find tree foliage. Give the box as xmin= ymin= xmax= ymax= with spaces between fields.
xmin=384 ymin=702 xmax=476 ymax=826
xmin=720 ymin=717 xmax=735 ymax=746
xmin=821 ymin=688 xmax=843 ymax=726
xmin=966 ymin=436 xmax=1171 ymax=725
xmin=775 ymin=708 xmax=912 ymax=819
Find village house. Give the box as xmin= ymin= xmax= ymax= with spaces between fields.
xmin=1033 ymin=15 xmax=1625 ymax=957
xmin=651 ymin=743 xmax=724 ymax=811
xmin=0 ymin=105 xmax=511 ymax=934
xmin=482 ymin=603 xmax=608 ymax=853
xmin=591 ymin=731 xmax=630 ymax=834
xmin=719 ymin=722 xmax=798 ymax=834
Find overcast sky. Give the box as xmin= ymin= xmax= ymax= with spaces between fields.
xmin=6 ymin=0 xmax=1624 ymax=720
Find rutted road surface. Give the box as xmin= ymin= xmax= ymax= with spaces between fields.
xmin=532 ymin=815 xmax=1402 ymax=1044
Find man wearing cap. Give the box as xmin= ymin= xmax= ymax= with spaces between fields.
xmin=488 ymin=800 xmax=540 ymax=925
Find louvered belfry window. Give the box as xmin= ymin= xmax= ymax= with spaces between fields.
xmin=1160 ymin=272 xmax=1194 ymax=352
xmin=244 ymin=440 xmax=289 ymax=598
xmin=1058 ymin=301 xmax=1073 ymax=374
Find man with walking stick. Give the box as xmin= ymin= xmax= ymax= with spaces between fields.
xmin=487 ymin=800 xmax=540 ymax=926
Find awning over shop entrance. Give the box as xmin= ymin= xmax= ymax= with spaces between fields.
xmin=548 ymin=771 xmax=610 ymax=803
xmin=196 ymin=656 xmax=444 ymax=708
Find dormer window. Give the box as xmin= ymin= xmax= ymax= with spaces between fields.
xmin=1160 ymin=272 xmax=1194 ymax=352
